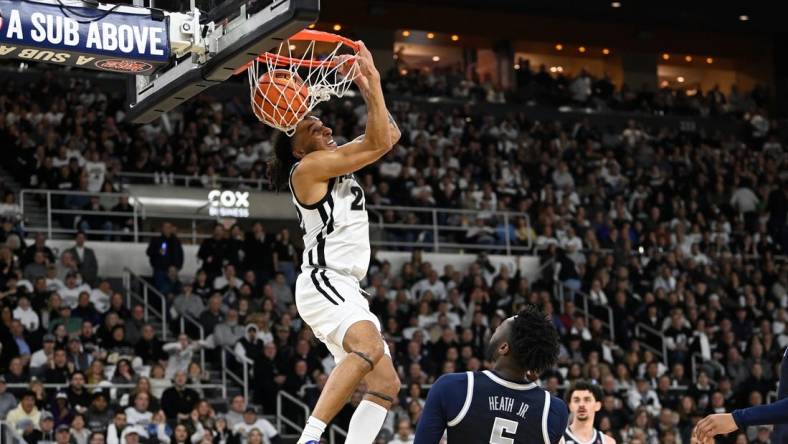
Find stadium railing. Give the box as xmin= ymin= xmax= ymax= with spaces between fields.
xmin=329 ymin=425 xmax=348 ymax=444
xmin=691 ymin=351 xmax=726 ymax=382
xmin=0 ymin=421 xmax=25 ymax=444
xmin=555 ymin=281 xmax=615 ymax=342
xmin=634 ymin=323 xmax=669 ymax=366
xmin=276 ymin=390 xmax=312 ymax=439
xmin=124 ymin=268 xmax=170 ymax=341
xmin=221 ymin=345 xmax=251 ymax=403
xmin=20 ymin=189 xmax=535 ymax=255
xmin=115 ymin=172 xmax=269 ymax=190
xmin=367 ymin=204 xmax=532 ymax=254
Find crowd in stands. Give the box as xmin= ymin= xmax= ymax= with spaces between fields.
xmin=0 ymin=58 xmax=786 ymax=444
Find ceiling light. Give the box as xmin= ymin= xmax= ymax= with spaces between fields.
xmin=555 ymin=44 xmax=563 ymax=51
xmin=578 ymin=46 xmax=587 ymax=53
xmin=432 ymin=56 xmax=440 ymax=62
xmin=402 ymin=30 xmax=410 ymax=37
xmin=427 ymin=32 xmax=435 ymax=39
xmin=514 ymin=64 xmax=521 ymax=70
xmin=685 ymin=55 xmax=692 ymax=62
xmin=556 ymin=66 xmax=563 ymax=72
xmin=611 ymin=1 xmax=621 ymax=7
xmin=662 ymin=53 xmax=670 ymax=60
xmin=677 ymin=76 xmax=685 ymax=83
xmin=400 ymin=69 xmax=408 ymax=75
xmin=307 ymin=23 xmax=316 ymax=29
xmin=550 ymin=67 xmax=557 ymax=73
xmin=602 ymin=48 xmax=610 ymax=55
xmin=739 ymin=15 xmax=749 ymax=21
xmin=451 ymin=35 xmax=459 ymax=42
xmin=333 ymin=24 xmax=342 ymax=31
xmin=289 ymin=44 xmax=296 ymax=50
xmin=706 ymin=57 xmax=714 ymax=64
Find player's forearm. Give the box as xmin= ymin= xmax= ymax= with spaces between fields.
xmin=732 ymin=397 xmax=788 ymax=428
xmin=359 ymin=76 xmax=394 ymax=151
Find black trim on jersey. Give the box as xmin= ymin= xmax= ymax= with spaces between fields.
xmin=316 ymin=232 xmax=326 ymax=266
xmin=317 ymin=204 xmax=329 ymax=225
xmin=320 ymin=270 xmax=345 ymax=302
xmin=307 ymin=249 xmax=314 ymax=266
xmin=289 ymin=165 xmax=336 ymax=210
xmin=311 ymin=268 xmax=338 ymax=305
xmin=325 ymin=193 xmax=335 ymax=234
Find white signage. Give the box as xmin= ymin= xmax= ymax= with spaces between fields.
xmin=208 ymin=190 xmax=250 ymax=218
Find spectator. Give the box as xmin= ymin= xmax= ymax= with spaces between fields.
xmin=24 ymin=411 xmax=57 ymax=444
xmin=64 ymin=232 xmax=99 ymax=287
xmin=224 ymin=395 xmax=246 ymax=429
xmin=6 ymin=391 xmax=41 ymax=430
xmin=146 ymin=222 xmax=184 ymax=293
xmin=198 ymin=294 xmax=224 ymax=335
xmin=85 ymin=392 xmax=112 ymax=433
xmin=160 ymin=371 xmax=199 ymax=422
xmin=231 ymin=407 xmax=279 ymax=443
xmin=198 ymin=225 xmax=230 ymax=281
xmin=89 ymin=280 xmax=112 ymax=314
xmin=272 ymin=229 xmax=298 ymax=286
xmin=243 ymin=222 xmax=274 ymax=284
xmin=124 ymin=392 xmax=153 ymax=426
xmin=23 ymin=251 xmax=49 ymax=282
xmin=389 ymin=418 xmax=415 ymax=444
xmin=135 ymin=324 xmax=167 ymax=365
xmin=212 ymin=309 xmax=244 ymax=349
xmin=628 ymin=377 xmax=662 ymax=418
xmin=0 ymin=376 xmax=16 ymax=418
xmin=163 ymin=334 xmax=204 ymax=379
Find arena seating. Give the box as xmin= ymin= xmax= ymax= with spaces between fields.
xmin=0 ymin=63 xmax=786 ymax=444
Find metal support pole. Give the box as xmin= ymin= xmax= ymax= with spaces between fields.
xmin=222 ymin=351 xmax=227 ymax=400
xmin=143 ymin=286 xmax=149 ymax=322
xmin=432 ymin=209 xmax=439 ymax=252
xmin=504 ymin=212 xmax=511 ymax=256
xmin=133 ymin=204 xmax=139 ymax=243
xmin=46 ymin=192 xmax=52 ymax=239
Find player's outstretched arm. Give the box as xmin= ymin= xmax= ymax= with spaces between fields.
xmin=299 ymin=42 xmax=400 ymax=181
xmin=694 ymin=397 xmax=788 ymax=442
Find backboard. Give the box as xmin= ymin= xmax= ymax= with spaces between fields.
xmin=125 ymin=0 xmax=319 ymax=123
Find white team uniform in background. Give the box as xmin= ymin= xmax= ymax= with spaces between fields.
xmin=289 ymin=163 xmax=389 ymax=362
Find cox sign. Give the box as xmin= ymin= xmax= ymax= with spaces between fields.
xmin=208 ymin=190 xmax=250 ymax=218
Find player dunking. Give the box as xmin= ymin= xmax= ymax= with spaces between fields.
xmin=269 ymin=42 xmax=401 ymax=444
xmin=564 ymin=381 xmax=616 ymax=444
xmin=414 ymin=305 xmax=569 ymax=444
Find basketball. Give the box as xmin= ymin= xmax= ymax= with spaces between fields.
xmin=252 ymin=69 xmax=310 ymax=129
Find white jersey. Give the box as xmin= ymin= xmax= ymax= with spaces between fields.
xmin=289 ymin=163 xmax=370 ymax=281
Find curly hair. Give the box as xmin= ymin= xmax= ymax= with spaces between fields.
xmin=509 ymin=304 xmax=560 ymax=374
xmin=565 ymin=380 xmax=604 ymax=403
xmin=269 ymin=131 xmax=298 ymax=190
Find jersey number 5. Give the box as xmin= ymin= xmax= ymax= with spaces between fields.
xmin=489 ymin=417 xmax=518 ymax=444
xmin=350 ymin=186 xmax=365 ymax=211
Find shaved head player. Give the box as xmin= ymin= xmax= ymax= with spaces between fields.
xmin=414 ymin=305 xmax=569 ymax=444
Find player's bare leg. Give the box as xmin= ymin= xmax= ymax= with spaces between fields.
xmin=298 ymin=320 xmax=394 ymax=443
xmin=343 ymin=355 xmax=400 ymax=443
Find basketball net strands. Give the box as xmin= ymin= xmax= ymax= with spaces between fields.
xmin=238 ymin=30 xmax=361 ymax=135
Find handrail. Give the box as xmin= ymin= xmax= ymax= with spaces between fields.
xmin=221 ymin=345 xmax=250 ymax=403
xmin=556 ymin=281 xmax=615 ymax=342
xmin=115 ymin=171 xmax=269 ymax=190
xmin=276 ymin=390 xmax=311 ymax=439
xmin=690 ymin=352 xmax=725 ymax=381
xmin=634 ymin=323 xmax=668 ymax=366
xmin=123 ymin=268 xmax=168 ymax=341
xmin=3 ymin=382 xmax=222 ymax=390
xmin=1 ymin=421 xmax=25 ymax=444
xmin=179 ymin=312 xmax=207 ymax=372
xmin=329 ymin=424 xmax=348 ymax=444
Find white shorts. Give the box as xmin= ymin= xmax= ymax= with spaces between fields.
xmin=296 ymin=267 xmax=390 ymax=364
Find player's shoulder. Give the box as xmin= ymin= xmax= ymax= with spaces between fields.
xmin=433 ymin=371 xmax=471 ymax=388
xmin=602 ymin=433 xmax=616 ymax=444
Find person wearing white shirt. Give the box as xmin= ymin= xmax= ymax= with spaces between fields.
xmin=90 ymin=281 xmax=112 ymax=313
xmin=232 ymin=408 xmax=279 ymax=442
xmin=410 ymin=271 xmax=446 ymax=300
xmin=163 ymin=334 xmax=204 ymax=379
xmin=13 ymin=296 xmax=40 ymax=331
xmin=388 ymin=419 xmax=415 ymax=444
xmin=30 ymin=334 xmax=56 ymax=369
xmin=59 ymin=274 xmax=91 ymax=308
xmin=124 ymin=392 xmax=153 ymax=426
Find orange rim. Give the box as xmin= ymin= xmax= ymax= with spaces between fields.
xmin=234 ymin=29 xmax=359 ymax=75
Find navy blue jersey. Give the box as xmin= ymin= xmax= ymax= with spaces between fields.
xmin=563 ymin=428 xmax=604 ymax=444
xmin=414 ymin=370 xmax=568 ymax=444
xmin=732 ymin=346 xmax=788 ymax=443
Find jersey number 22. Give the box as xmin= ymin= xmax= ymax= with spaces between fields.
xmin=490 ymin=417 xmax=518 ymax=444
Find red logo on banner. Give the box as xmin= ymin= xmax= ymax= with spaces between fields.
xmin=95 ymin=59 xmax=153 ymax=73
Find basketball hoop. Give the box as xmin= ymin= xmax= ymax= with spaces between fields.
xmin=237 ymin=29 xmax=361 ymax=135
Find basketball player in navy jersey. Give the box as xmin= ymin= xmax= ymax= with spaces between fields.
xmin=270 ymin=42 xmax=402 ymax=444
xmin=564 ymin=381 xmax=616 ymax=444
xmin=693 ymin=347 xmax=788 ymax=443
xmin=414 ymin=305 xmax=569 ymax=444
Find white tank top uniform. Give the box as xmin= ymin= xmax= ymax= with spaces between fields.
xmin=289 ymin=162 xmax=389 ymax=362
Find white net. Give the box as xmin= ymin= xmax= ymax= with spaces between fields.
xmin=247 ymin=36 xmax=360 ymax=136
